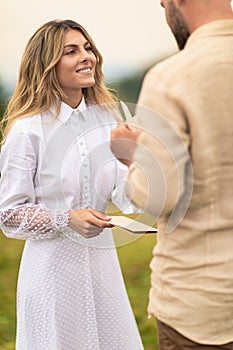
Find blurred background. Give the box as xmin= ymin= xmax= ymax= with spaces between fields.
xmin=0 ymin=0 xmax=178 ymax=99
xmin=0 ymin=1 xmax=179 ymax=349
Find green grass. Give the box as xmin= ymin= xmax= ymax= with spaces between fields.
xmin=0 ymin=233 xmax=24 ymax=350
xmin=0 ymin=229 xmax=159 ymax=350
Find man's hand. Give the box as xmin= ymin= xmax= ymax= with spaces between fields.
xmin=110 ymin=123 xmax=140 ymax=167
xmin=68 ymin=209 xmax=113 ymax=238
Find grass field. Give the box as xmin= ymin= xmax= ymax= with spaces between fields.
xmin=0 ymin=225 xmax=159 ymax=350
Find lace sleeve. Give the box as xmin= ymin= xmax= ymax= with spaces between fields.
xmin=0 ymin=204 xmax=70 ymax=241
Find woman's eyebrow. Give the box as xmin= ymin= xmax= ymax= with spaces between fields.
xmin=64 ymin=44 xmax=78 ymax=49
xmin=64 ymin=41 xmax=90 ymax=49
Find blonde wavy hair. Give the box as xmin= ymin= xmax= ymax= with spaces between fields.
xmin=1 ymin=19 xmax=117 ymax=143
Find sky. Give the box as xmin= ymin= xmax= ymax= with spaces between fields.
xmin=0 ymin=0 xmax=178 ymax=90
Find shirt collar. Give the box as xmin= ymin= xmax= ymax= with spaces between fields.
xmin=185 ymin=19 xmax=233 ymax=49
xmin=56 ymin=96 xmax=88 ymax=124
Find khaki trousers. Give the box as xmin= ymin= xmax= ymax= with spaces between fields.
xmin=156 ymin=319 xmax=233 ymax=350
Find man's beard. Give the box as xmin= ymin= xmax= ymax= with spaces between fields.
xmin=167 ymin=0 xmax=190 ymax=50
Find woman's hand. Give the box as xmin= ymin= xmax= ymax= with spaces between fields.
xmin=68 ymin=209 xmax=113 ymax=238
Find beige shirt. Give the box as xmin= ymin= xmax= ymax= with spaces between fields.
xmin=129 ymin=20 xmax=233 ymax=345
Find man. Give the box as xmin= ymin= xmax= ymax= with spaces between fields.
xmin=110 ymin=0 xmax=233 ymax=349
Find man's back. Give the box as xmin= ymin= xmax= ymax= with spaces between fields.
xmin=135 ymin=19 xmax=233 ymax=344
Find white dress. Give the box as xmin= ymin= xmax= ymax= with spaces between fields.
xmin=0 ymin=99 xmax=144 ymax=350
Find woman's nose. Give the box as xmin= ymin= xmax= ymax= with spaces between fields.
xmin=79 ymin=49 xmax=89 ymax=62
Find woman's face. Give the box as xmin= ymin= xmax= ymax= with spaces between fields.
xmin=56 ymin=29 xmax=97 ymax=98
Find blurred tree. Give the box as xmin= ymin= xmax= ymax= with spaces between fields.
xmin=0 ymin=79 xmax=11 ymax=143
xmin=109 ymin=56 xmax=171 ymax=113
xmin=115 ymin=67 xmax=147 ymax=104
xmin=107 ymin=67 xmax=148 ymax=116
xmin=0 ymin=79 xmax=8 ymax=120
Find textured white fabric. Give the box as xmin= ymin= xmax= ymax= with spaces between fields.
xmin=0 ymin=99 xmax=144 ymax=350
xmin=0 ymin=203 xmax=69 ymax=240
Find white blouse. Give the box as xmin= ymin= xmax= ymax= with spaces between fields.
xmin=0 ymin=99 xmax=144 ymax=350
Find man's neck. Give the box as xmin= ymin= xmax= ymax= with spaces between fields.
xmin=182 ymin=0 xmax=233 ymax=33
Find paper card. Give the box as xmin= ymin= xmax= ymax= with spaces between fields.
xmin=109 ymin=215 xmax=158 ymax=234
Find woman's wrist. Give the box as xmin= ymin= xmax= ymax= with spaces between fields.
xmin=51 ymin=210 xmax=70 ymax=230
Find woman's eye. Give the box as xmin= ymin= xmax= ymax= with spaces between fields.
xmin=86 ymin=46 xmax=93 ymax=51
xmin=66 ymin=50 xmax=75 ymax=55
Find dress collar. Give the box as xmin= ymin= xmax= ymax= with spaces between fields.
xmin=57 ymin=97 xmax=88 ymax=124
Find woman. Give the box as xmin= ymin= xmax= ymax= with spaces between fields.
xmin=0 ymin=20 xmax=143 ymax=350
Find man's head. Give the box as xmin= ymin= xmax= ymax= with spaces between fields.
xmin=160 ymin=0 xmax=190 ymax=50
xmin=160 ymin=0 xmax=233 ymax=50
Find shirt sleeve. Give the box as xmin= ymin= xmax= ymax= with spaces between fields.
xmin=0 ymin=123 xmax=69 ymax=240
xmin=0 ymin=204 xmax=69 ymax=240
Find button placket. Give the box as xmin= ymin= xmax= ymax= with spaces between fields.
xmin=79 ymin=136 xmax=91 ymax=208
xmin=68 ymin=110 xmax=91 ymax=209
